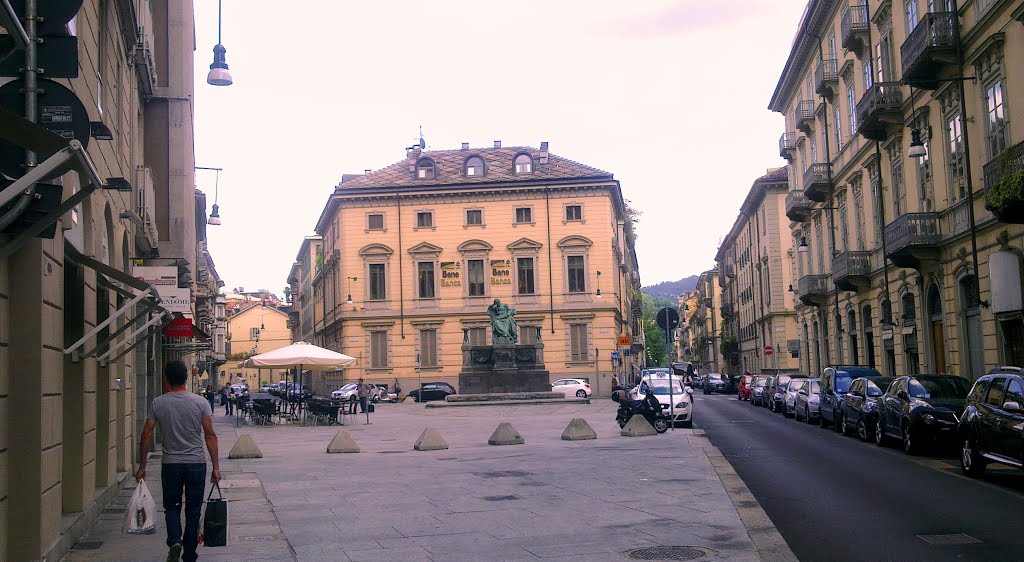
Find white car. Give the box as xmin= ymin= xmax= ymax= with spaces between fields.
xmin=629 ymin=373 xmax=694 ymax=428
xmin=552 ymin=378 xmax=592 ymax=398
xmin=331 ymin=383 xmax=359 ymax=401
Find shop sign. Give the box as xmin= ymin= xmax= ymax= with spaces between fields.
xmin=490 ymin=259 xmax=511 ymax=285
xmin=441 ymin=261 xmax=461 ymax=287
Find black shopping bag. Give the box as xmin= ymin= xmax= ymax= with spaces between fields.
xmin=203 ymin=482 xmax=228 ymax=547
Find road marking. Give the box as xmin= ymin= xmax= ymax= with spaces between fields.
xmin=916 ymin=533 xmax=982 ymax=545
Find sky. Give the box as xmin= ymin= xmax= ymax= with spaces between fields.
xmin=193 ymin=0 xmax=809 ymax=295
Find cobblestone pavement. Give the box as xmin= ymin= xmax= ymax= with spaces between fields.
xmin=66 ymin=399 xmax=794 ymax=561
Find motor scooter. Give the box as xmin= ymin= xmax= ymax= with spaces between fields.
xmin=614 ymin=389 xmax=670 ymax=433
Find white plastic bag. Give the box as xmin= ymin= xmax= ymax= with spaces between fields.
xmin=125 ymin=479 xmax=157 ymax=535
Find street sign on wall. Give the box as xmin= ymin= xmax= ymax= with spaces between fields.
xmin=164 ymin=316 xmax=193 ymax=338
xmin=764 ymin=345 xmax=774 ymax=356
xmin=617 ymin=336 xmax=632 ymax=347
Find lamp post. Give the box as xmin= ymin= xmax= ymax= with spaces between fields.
xmin=346 ymin=276 xmax=357 ymax=305
xmin=207 ymin=0 xmax=233 ymax=86
xmin=595 ymin=271 xmax=602 ymax=299
xmin=196 ymin=166 xmax=223 ymax=225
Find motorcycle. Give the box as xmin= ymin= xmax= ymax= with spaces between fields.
xmin=615 ymin=390 xmax=670 ymax=433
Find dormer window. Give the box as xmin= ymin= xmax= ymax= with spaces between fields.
xmin=465 ymin=156 xmax=485 ymax=177
xmin=514 ymin=154 xmax=533 ymax=175
xmin=416 ymin=158 xmax=435 ymax=179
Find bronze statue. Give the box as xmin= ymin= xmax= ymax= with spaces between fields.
xmin=487 ymin=299 xmax=518 ymax=344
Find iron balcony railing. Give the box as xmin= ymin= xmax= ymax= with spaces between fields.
xmin=841 ymin=4 xmax=869 ymax=51
xmin=723 ymin=263 xmax=735 ymax=278
xmin=856 ymin=83 xmax=902 ymax=140
xmin=794 ymin=100 xmax=815 ymax=134
xmin=779 ymin=132 xmax=796 ymax=159
xmin=802 ymin=162 xmax=831 ymax=202
xmin=983 ymin=139 xmax=1024 ymax=191
xmin=786 ymin=189 xmax=812 ymax=222
xmin=798 ymin=274 xmax=830 ymax=305
xmin=831 ymin=251 xmax=870 ymax=291
xmin=720 ymin=303 xmax=734 ymax=318
xmin=884 ymin=213 xmax=941 ymax=256
xmin=900 ymin=11 xmax=959 ymax=89
xmin=815 ymin=58 xmax=839 ymax=95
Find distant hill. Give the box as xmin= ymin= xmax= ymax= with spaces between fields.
xmin=643 ymin=275 xmax=699 ymax=301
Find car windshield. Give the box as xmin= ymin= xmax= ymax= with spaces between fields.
xmin=777 ymin=375 xmax=791 ymax=386
xmin=835 ymin=376 xmax=853 ymax=393
xmin=866 ymin=378 xmax=892 ymax=397
xmin=339 ymin=384 xmax=357 ymax=391
xmin=708 ymin=374 xmax=722 ymax=381
xmin=649 ymin=380 xmax=685 ymax=395
xmin=809 ymin=381 xmax=821 ymax=393
xmin=909 ymin=377 xmax=970 ymax=399
xmin=754 ymin=378 xmax=768 ymax=387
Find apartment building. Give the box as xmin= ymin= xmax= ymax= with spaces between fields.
xmin=689 ymin=270 xmax=726 ymax=374
xmin=308 ymin=141 xmax=643 ymax=395
xmin=225 ymin=304 xmax=292 ymax=389
xmin=716 ymin=169 xmax=802 ymax=375
xmin=772 ymin=0 xmax=1024 ymax=379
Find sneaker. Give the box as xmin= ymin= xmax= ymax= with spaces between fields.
xmin=166 ymin=543 xmax=182 ymax=562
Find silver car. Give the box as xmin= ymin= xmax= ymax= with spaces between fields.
xmin=784 ymin=379 xmax=808 ymax=418
xmin=794 ymin=379 xmax=822 ymax=423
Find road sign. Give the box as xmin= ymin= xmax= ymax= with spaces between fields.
xmin=656 ymin=307 xmax=680 ymax=331
xmin=617 ymin=336 xmax=632 ymax=347
xmin=611 ymin=351 xmax=620 ymax=360
xmin=764 ymin=345 xmax=774 ymax=356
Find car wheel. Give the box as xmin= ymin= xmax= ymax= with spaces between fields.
xmin=795 ymin=406 xmax=802 ymax=421
xmin=960 ymin=437 xmax=986 ymax=478
xmin=902 ymin=422 xmax=918 ymax=456
xmin=576 ymin=390 xmax=587 ymax=398
xmin=372 ymin=396 xmax=380 ymax=403
xmin=856 ymin=418 xmax=869 ymax=441
xmin=834 ymin=409 xmax=844 ymax=433
xmin=875 ymin=418 xmax=887 ymax=446
xmin=617 ymin=417 xmax=627 ymax=429
xmin=840 ymin=413 xmax=850 ymax=436
xmin=805 ymin=406 xmax=813 ymax=424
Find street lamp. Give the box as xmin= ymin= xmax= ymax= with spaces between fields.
xmin=595 ymin=271 xmax=602 ymax=299
xmin=196 ymin=166 xmax=223 ymax=225
xmin=207 ymin=0 xmax=233 ymax=86
xmin=908 ymin=127 xmax=928 ymax=159
xmin=798 ymin=236 xmax=809 ymax=253
xmin=346 ymin=276 xmax=357 ymax=305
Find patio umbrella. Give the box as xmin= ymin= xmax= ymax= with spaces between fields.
xmin=247 ymin=341 xmax=356 ymax=401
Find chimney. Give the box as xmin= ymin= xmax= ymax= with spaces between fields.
xmin=539 ymin=141 xmax=549 ymax=164
xmin=461 ymin=142 xmax=470 ymax=150
xmin=365 ymin=169 xmax=371 ymax=175
xmin=493 ymin=140 xmax=501 ymax=148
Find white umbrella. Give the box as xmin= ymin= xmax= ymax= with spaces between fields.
xmin=247 ymin=342 xmax=356 ymax=406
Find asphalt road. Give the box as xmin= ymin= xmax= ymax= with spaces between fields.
xmin=694 ymin=392 xmax=1024 ymax=562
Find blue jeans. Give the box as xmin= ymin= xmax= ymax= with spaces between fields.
xmin=359 ymin=396 xmax=368 ymax=413
xmin=161 ymin=463 xmax=206 ymax=562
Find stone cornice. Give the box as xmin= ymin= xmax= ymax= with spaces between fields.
xmin=768 ymin=0 xmax=839 ymax=112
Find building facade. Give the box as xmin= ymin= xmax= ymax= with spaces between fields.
xmin=226 ymin=304 xmax=292 ymax=389
xmin=716 ymin=169 xmax=802 ymax=375
xmin=308 ymin=141 xmax=642 ymax=396
xmin=689 ymin=270 xmax=727 ymax=374
xmin=772 ymin=0 xmax=1024 ymax=379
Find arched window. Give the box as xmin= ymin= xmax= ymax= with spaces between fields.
xmin=416 ymin=158 xmax=435 ymax=179
xmin=514 ymin=153 xmax=533 ymax=175
xmin=465 ymin=156 xmax=485 ymax=177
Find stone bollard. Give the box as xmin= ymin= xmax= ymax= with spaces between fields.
xmin=561 ymin=418 xmax=597 ymax=441
xmin=414 ymin=428 xmax=449 ymax=451
xmin=326 ymin=429 xmax=360 ymax=453
xmin=227 ymin=434 xmax=263 ymax=458
xmin=488 ymin=422 xmax=525 ymax=445
xmin=620 ymin=416 xmax=657 ymax=437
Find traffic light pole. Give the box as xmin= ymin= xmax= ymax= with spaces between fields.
xmin=0 ymin=0 xmax=36 ymax=231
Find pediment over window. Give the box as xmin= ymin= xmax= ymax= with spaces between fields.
xmin=507 ymin=237 xmax=543 ymax=251
xmin=408 ymin=242 xmax=443 ymax=255
xmin=359 ymin=243 xmax=394 ymax=257
xmin=457 ymin=239 xmax=493 ymax=252
xmin=557 ymin=235 xmax=592 ymax=249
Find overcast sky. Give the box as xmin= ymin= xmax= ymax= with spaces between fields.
xmin=194 ymin=0 xmax=808 ymax=295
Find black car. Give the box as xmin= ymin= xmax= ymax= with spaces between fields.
xmin=408 ymin=382 xmax=457 ymax=402
xmin=958 ymin=366 xmax=1024 ymax=477
xmin=839 ymin=376 xmax=893 ymax=441
xmin=819 ymin=366 xmax=882 ymax=430
xmin=769 ymin=374 xmax=807 ymax=413
xmin=875 ymin=375 xmax=971 ymax=455
xmin=703 ymin=373 xmax=727 ymax=394
xmin=750 ymin=376 xmax=770 ymax=407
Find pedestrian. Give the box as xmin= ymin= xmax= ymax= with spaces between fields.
xmin=393 ymin=378 xmax=402 ymax=400
xmin=611 ymin=373 xmax=620 ymax=389
xmin=219 ymin=386 xmax=230 ymax=415
xmin=204 ymin=384 xmax=215 ymax=411
xmin=357 ymin=377 xmax=371 ymax=413
xmin=135 ymin=360 xmax=221 ymax=562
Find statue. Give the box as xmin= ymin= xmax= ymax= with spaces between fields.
xmin=487 ymin=299 xmax=518 ymax=344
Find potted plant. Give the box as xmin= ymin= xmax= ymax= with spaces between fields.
xmin=984 ymin=149 xmax=1024 ymax=224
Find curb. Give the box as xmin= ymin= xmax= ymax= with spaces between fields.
xmin=424 ymin=398 xmax=590 ymax=408
xmin=701 ymin=440 xmax=798 ymax=562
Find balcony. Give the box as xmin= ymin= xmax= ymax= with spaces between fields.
xmin=794 ymin=100 xmax=815 ymax=135
xmin=831 ymin=251 xmax=871 ymax=292
xmin=884 ymin=212 xmax=941 ymax=269
xmin=798 ymin=274 xmax=830 ymax=306
xmin=134 ymin=165 xmax=159 ymax=256
xmin=856 ymin=83 xmax=902 ymax=141
xmin=786 ymin=189 xmax=812 ymax=222
xmin=984 ymin=139 xmax=1024 ymax=191
xmin=815 ymin=58 xmax=839 ymax=97
xmin=721 ymin=303 xmax=734 ymax=318
xmin=802 ymin=163 xmax=831 ymax=202
xmin=779 ymin=132 xmax=797 ymax=160
xmin=841 ymin=4 xmax=869 ymax=52
xmin=724 ymin=263 xmax=735 ymax=278
xmin=900 ymin=12 xmax=959 ymax=90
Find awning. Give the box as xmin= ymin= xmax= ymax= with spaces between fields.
xmin=63 ymin=242 xmax=169 ymax=364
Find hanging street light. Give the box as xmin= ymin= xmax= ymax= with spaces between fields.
xmin=207 ymin=0 xmax=233 ymax=86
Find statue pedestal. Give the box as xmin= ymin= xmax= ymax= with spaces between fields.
xmin=459 ymin=342 xmax=549 ymax=394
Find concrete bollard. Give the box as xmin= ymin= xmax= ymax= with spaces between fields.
xmin=620 ymin=416 xmax=657 ymax=437
xmin=561 ymin=418 xmax=597 ymax=440
xmin=227 ymin=434 xmax=263 ymax=458
xmin=414 ymin=428 xmax=449 ymax=451
xmin=326 ymin=429 xmax=360 ymax=453
xmin=488 ymin=422 xmax=525 ymax=445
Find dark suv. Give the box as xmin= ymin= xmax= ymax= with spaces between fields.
xmin=819 ymin=366 xmax=882 ymax=430
xmin=958 ymin=366 xmax=1024 ymax=477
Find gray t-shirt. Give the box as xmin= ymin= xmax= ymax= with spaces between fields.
xmin=148 ymin=391 xmax=213 ymax=464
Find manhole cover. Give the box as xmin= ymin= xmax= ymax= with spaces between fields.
xmin=483 ymin=495 xmax=519 ymax=501
xmin=474 ymin=470 xmax=534 ymax=478
xmin=624 ymin=546 xmax=707 ymax=560
xmin=74 ymin=541 xmax=104 ymax=550
xmin=917 ymin=533 xmax=982 ymax=545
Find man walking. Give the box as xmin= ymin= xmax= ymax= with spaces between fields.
xmin=136 ymin=361 xmax=221 ymax=562
xmin=356 ymin=377 xmax=371 ymax=413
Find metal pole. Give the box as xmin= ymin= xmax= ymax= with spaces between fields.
xmin=0 ymin=0 xmax=37 ymax=230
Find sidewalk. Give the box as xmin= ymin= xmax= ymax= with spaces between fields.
xmin=66 ymin=400 xmax=795 ymax=561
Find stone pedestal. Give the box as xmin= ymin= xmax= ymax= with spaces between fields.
xmin=459 ymin=342 xmax=549 ymax=394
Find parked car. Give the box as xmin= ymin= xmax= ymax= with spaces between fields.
xmin=769 ymin=375 xmax=805 ymax=413
xmin=331 ymin=383 xmax=359 ymax=401
xmin=408 ymin=382 xmax=457 ymax=402
xmin=875 ymin=374 xmax=971 ymax=454
xmin=704 ymin=373 xmax=727 ymax=394
xmin=794 ymin=379 xmax=822 ymax=423
xmin=629 ymin=372 xmax=693 ymax=428
xmin=750 ymin=376 xmax=770 ymax=407
xmin=840 ymin=376 xmax=894 ymax=441
xmin=819 ymin=366 xmax=883 ymax=430
xmin=552 ymin=378 xmax=592 ymax=398
xmin=259 ymin=385 xmax=274 ymax=393
xmin=737 ymin=375 xmax=754 ymax=401
xmin=958 ymin=366 xmax=1024 ymax=477
xmin=784 ymin=379 xmax=807 ymax=417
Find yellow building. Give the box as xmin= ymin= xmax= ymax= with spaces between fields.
xmin=771 ymin=0 xmax=1024 ymax=378
xmin=309 ymin=141 xmax=642 ymax=395
xmin=225 ymin=305 xmax=292 ymax=388
xmin=716 ymin=169 xmax=802 ymax=375
xmin=689 ymin=270 xmax=727 ymax=374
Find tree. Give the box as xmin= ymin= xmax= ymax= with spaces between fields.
xmin=641 ymin=291 xmax=674 ymax=367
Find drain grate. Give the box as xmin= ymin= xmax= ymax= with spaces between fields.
xmin=474 ymin=470 xmax=534 ymax=478
xmin=917 ymin=533 xmax=982 ymax=545
xmin=483 ymin=495 xmax=519 ymax=502
xmin=624 ymin=546 xmax=707 ymax=560
xmin=74 ymin=541 xmax=104 ymax=550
